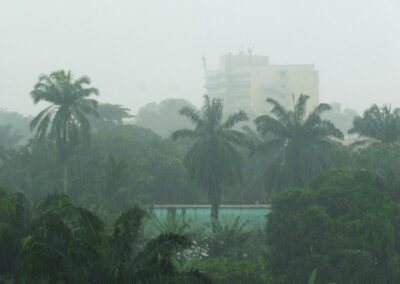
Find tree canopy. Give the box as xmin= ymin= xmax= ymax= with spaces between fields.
xmin=255 ymin=94 xmax=343 ymax=193
xmin=30 ymin=70 xmax=99 ymax=193
xmin=349 ymin=104 xmax=400 ymax=143
xmin=172 ymin=95 xmax=248 ymax=224
xmin=266 ymin=169 xmax=400 ymax=284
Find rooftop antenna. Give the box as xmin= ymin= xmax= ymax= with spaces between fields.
xmin=201 ymin=56 xmax=207 ymax=72
xmin=248 ymin=48 xmax=253 ymax=64
xmin=292 ymin=93 xmax=296 ymax=110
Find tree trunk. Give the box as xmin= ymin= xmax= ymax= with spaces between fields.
xmin=63 ymin=161 xmax=69 ymax=194
xmin=209 ymin=185 xmax=221 ymax=233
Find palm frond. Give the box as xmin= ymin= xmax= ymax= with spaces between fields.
xmin=220 ymin=110 xmax=248 ymax=130
xmin=220 ymin=129 xmax=251 ymax=149
xmin=33 ymin=113 xmax=53 ymax=140
xmin=255 ymin=115 xmax=288 ymax=137
xmin=77 ymin=98 xmax=99 ymax=117
xmin=30 ymin=105 xmax=55 ymax=130
xmin=204 ymin=96 xmax=223 ymax=130
xmin=171 ymin=128 xmax=197 ymax=141
xmin=178 ymin=106 xmax=203 ymax=127
xmin=294 ymin=94 xmax=310 ymax=122
xmin=133 ymin=233 xmax=192 ymax=266
xmin=266 ymin=97 xmax=290 ymax=123
xmin=253 ymin=138 xmax=285 ymax=156
xmin=112 ymin=206 xmax=148 ymax=261
xmin=319 ymin=120 xmax=344 ymax=139
xmin=305 ymin=103 xmax=332 ymax=128
xmin=74 ymin=75 xmax=91 ymax=87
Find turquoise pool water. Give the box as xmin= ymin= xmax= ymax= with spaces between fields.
xmin=148 ymin=206 xmax=271 ymax=233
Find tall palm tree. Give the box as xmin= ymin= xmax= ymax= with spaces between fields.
xmin=171 ymin=95 xmax=248 ymax=227
xmin=30 ymin=70 xmax=99 ymax=194
xmin=349 ymin=104 xmax=400 ymax=143
xmin=255 ymin=94 xmax=343 ymax=193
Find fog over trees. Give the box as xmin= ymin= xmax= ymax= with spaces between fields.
xmin=1 ymin=1 xmax=400 ymax=283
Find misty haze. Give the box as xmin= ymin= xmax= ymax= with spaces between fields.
xmin=1 ymin=1 xmax=400 ymax=283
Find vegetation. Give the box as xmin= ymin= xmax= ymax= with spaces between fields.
xmin=0 ymin=124 xmax=23 ymax=148
xmin=254 ymin=94 xmax=343 ymax=193
xmin=0 ymin=109 xmax=32 ymax=143
xmin=0 ymin=188 xmax=208 ymax=283
xmin=2 ymin=70 xmax=400 ymax=283
xmin=30 ymin=70 xmax=100 ymax=194
xmin=136 ymin=99 xmax=194 ymax=137
xmin=349 ymin=104 xmax=400 ymax=143
xmin=266 ymin=169 xmax=400 ymax=284
xmin=171 ymin=95 xmax=248 ymax=227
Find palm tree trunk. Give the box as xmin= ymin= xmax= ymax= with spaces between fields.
xmin=63 ymin=161 xmax=69 ymax=194
xmin=209 ymin=185 xmax=221 ymax=232
xmin=211 ymin=201 xmax=219 ymax=232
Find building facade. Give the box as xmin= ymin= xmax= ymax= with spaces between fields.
xmin=204 ymin=53 xmax=319 ymax=116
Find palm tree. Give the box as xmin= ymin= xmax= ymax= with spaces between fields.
xmin=30 ymin=70 xmax=99 ymax=194
xmin=254 ymin=94 xmax=343 ymax=193
xmin=111 ymin=206 xmax=209 ymax=283
xmin=14 ymin=192 xmax=208 ymax=283
xmin=349 ymin=104 xmax=400 ymax=143
xmin=19 ymin=193 xmax=106 ymax=283
xmin=171 ymin=95 xmax=248 ymax=227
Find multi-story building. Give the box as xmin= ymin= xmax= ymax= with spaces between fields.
xmin=204 ymin=52 xmax=319 ymax=116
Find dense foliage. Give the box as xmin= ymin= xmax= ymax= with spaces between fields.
xmin=3 ymin=69 xmax=400 ymax=282
xmin=349 ymin=104 xmax=400 ymax=143
xmin=266 ymin=170 xmax=400 ymax=284
xmin=0 ymin=188 xmax=209 ymax=283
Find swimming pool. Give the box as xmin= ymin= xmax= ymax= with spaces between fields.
xmin=148 ymin=205 xmax=271 ymax=233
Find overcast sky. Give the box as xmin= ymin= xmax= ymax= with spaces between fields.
xmin=1 ymin=0 xmax=399 ymax=115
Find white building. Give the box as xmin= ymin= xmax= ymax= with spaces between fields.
xmin=204 ymin=53 xmax=319 ymax=116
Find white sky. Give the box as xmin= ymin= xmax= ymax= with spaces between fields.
xmin=1 ymin=0 xmax=400 ymax=115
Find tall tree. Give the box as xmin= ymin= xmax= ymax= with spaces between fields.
xmin=171 ymin=95 xmax=248 ymax=227
xmin=349 ymin=104 xmax=400 ymax=143
xmin=30 ymin=70 xmax=99 ymax=194
xmin=255 ymin=94 xmax=343 ymax=193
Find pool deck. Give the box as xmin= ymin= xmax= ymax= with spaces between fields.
xmin=150 ymin=204 xmax=271 ymax=208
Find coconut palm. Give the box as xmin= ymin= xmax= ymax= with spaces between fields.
xmin=254 ymin=94 xmax=343 ymax=193
xmin=349 ymin=104 xmax=400 ymax=143
xmin=30 ymin=70 xmax=99 ymax=194
xmin=171 ymin=95 xmax=248 ymax=227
